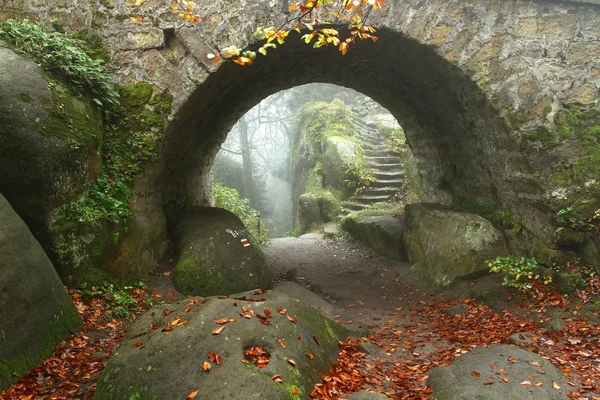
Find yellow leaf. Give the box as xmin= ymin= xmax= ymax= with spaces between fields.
xmin=289 ymin=2 xmax=297 ymax=10
xmin=171 ymin=4 xmax=178 ymax=10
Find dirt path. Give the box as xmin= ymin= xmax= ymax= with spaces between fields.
xmin=264 ymin=234 xmax=599 ymax=399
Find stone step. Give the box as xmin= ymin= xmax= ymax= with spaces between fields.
xmin=360 ymin=135 xmax=385 ymax=146
xmin=353 ymin=195 xmax=392 ymax=205
xmin=364 ymin=155 xmax=401 ymax=164
xmin=371 ymin=179 xmax=402 ymax=188
xmin=364 ymin=149 xmax=397 ymax=157
xmin=371 ymin=170 xmax=404 ymax=180
xmin=367 ymin=163 xmax=403 ymax=171
xmin=340 ymin=202 xmax=369 ymax=213
xmin=365 ymin=186 xmax=399 ymax=194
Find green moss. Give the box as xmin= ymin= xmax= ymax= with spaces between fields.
xmin=543 ymin=107 xmax=600 ymax=222
xmin=0 ymin=306 xmax=81 ymax=391
xmin=71 ymin=28 xmax=110 ymax=64
xmin=455 ymin=200 xmax=514 ymax=229
xmin=507 ymin=107 xmax=528 ymax=130
xmin=39 ymin=80 xmax=103 ymax=150
xmin=174 ymin=254 xmax=226 ymax=296
xmin=63 ymin=82 xmax=172 ymax=224
xmin=524 ymin=126 xmax=557 ymax=146
xmin=94 ymin=365 xmax=158 ymax=400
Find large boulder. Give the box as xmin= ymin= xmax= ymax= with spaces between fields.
xmin=0 ymin=46 xmax=103 ymax=237
xmin=173 ymin=207 xmax=272 ymax=296
xmin=322 ymin=136 xmax=359 ymax=192
xmin=342 ymin=213 xmax=407 ymax=261
xmin=427 ymin=344 xmax=569 ymax=399
xmin=94 ymin=284 xmax=354 ymax=400
xmin=403 ymin=203 xmax=508 ymax=290
xmin=0 ymin=194 xmax=82 ymax=391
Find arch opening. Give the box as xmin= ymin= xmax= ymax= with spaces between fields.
xmin=160 ymin=27 xmax=543 ymax=237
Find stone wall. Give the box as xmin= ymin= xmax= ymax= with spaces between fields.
xmin=2 ymin=0 xmax=599 ymax=273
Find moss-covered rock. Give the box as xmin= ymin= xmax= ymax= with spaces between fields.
xmin=94 ymin=284 xmax=350 ymax=400
xmin=0 ymin=193 xmax=82 ymax=391
xmin=403 ymin=203 xmax=509 ymax=290
xmin=322 ymin=136 xmax=361 ymax=192
xmin=173 ymin=207 xmax=272 ymax=296
xmin=342 ymin=212 xmax=407 ymax=261
xmin=427 ymin=345 xmax=570 ymax=400
xmin=291 ymin=100 xmax=359 ymax=230
xmin=0 ymin=47 xmax=103 ymax=237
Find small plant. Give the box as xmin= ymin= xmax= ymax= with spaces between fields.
xmin=0 ymin=19 xmax=119 ymax=112
xmin=81 ymin=281 xmax=151 ymax=319
xmin=551 ymin=258 xmax=597 ymax=288
xmin=344 ymin=154 xmax=375 ymax=193
xmin=487 ymin=256 xmax=544 ymax=296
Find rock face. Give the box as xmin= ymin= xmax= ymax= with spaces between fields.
xmin=342 ymin=214 xmax=407 ymax=261
xmin=0 ymin=194 xmax=82 ymax=391
xmin=94 ymin=285 xmax=352 ymax=400
xmin=427 ymin=344 xmax=569 ymax=399
xmin=0 ymin=47 xmax=102 ymax=237
xmin=322 ymin=136 xmax=360 ymax=192
xmin=403 ymin=203 xmax=508 ymax=289
xmin=173 ymin=207 xmax=272 ymax=296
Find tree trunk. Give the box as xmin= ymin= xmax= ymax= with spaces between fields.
xmin=238 ymin=115 xmax=255 ymax=208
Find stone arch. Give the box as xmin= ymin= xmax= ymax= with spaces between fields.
xmin=159 ymin=27 xmax=543 ymax=234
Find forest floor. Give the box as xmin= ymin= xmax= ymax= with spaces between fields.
xmin=1 ymin=235 xmax=599 ymax=399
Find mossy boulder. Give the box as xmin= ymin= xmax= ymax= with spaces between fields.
xmin=342 ymin=213 xmax=407 ymax=261
xmin=0 ymin=194 xmax=82 ymax=391
xmin=94 ymin=284 xmax=351 ymax=400
xmin=403 ymin=203 xmax=508 ymax=290
xmin=173 ymin=207 xmax=272 ymax=296
xmin=297 ymin=192 xmax=340 ymax=235
xmin=322 ymin=136 xmax=360 ymax=192
xmin=0 ymin=47 xmax=103 ymax=236
xmin=427 ymin=344 xmax=569 ymax=400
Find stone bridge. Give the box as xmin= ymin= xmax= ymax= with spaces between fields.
xmin=1 ymin=0 xmax=599 ymax=280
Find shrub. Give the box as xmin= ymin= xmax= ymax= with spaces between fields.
xmin=213 ymin=184 xmax=269 ymax=245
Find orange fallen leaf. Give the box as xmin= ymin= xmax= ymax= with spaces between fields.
xmin=529 ymin=361 xmax=542 ymax=367
xmin=291 ymin=387 xmax=298 ymax=395
xmin=277 ymin=307 xmax=286 ymax=315
xmin=552 ymin=381 xmax=560 ymax=390
xmin=520 ymin=381 xmax=531 ymax=386
xmin=203 ymin=361 xmax=211 ymax=372
xmin=286 ymin=314 xmax=297 ymax=323
xmin=212 ymin=326 xmax=225 ymax=335
xmin=286 ymin=358 xmax=296 ymax=366
xmin=272 ymin=374 xmax=283 ymax=383
xmin=186 ymin=391 xmax=198 ymax=399
xmin=471 ymin=371 xmax=481 ymax=378
xmin=306 ymin=352 xmax=314 ymax=359
xmin=276 ymin=338 xmax=286 ymax=348
xmin=208 ymin=351 xmax=217 ymax=362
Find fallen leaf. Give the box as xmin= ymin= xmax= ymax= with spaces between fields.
xmin=306 ymin=352 xmax=314 ymax=359
xmin=186 ymin=391 xmax=198 ymax=399
xmin=276 ymin=338 xmax=286 ymax=348
xmin=529 ymin=361 xmax=542 ymax=367
xmin=286 ymin=358 xmax=296 ymax=366
xmin=471 ymin=371 xmax=481 ymax=378
xmin=203 ymin=361 xmax=211 ymax=372
xmin=552 ymin=381 xmax=560 ymax=390
xmin=212 ymin=326 xmax=225 ymax=335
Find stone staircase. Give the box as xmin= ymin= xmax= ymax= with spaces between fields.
xmin=341 ymin=113 xmax=404 ymax=214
